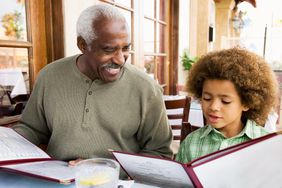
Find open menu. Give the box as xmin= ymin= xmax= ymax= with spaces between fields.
xmin=113 ymin=131 xmax=282 ymax=188
xmin=0 ymin=127 xmax=75 ymax=184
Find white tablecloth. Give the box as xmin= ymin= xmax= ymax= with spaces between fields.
xmin=0 ymin=69 xmax=27 ymax=97
xmin=0 ymin=171 xmax=159 ymax=188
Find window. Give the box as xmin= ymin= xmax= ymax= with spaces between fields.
xmin=143 ymin=0 xmax=168 ymax=86
xmin=99 ymin=0 xmax=173 ymax=94
xmin=0 ymin=0 xmax=63 ymax=105
xmin=99 ymin=0 xmax=135 ymax=65
xmin=0 ymin=0 xmax=31 ymax=104
xmin=0 ymin=1 xmax=64 ymax=123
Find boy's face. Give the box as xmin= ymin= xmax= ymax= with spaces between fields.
xmin=201 ymin=79 xmax=249 ymax=138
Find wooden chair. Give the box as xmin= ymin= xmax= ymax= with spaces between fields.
xmin=6 ymin=90 xmax=29 ymax=106
xmin=0 ymin=103 xmax=24 ymax=117
xmin=164 ymin=96 xmax=191 ymax=142
xmin=181 ymin=122 xmax=201 ymax=139
xmin=0 ymin=86 xmax=27 ymax=126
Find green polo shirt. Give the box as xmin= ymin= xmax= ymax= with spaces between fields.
xmin=175 ymin=119 xmax=269 ymax=163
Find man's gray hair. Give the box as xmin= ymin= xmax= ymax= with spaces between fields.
xmin=76 ymin=4 xmax=125 ymax=46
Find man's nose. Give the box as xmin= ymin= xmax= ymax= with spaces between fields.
xmin=112 ymin=49 xmax=125 ymax=65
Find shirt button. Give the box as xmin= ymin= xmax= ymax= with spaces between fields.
xmin=88 ymin=91 xmax=92 ymax=95
xmin=85 ymin=108 xmax=89 ymax=112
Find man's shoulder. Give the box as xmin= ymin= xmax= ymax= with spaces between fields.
xmin=35 ymin=55 xmax=79 ymax=83
xmin=38 ymin=55 xmax=78 ymax=76
xmin=43 ymin=55 xmax=78 ymax=71
xmin=123 ymin=63 xmax=160 ymax=89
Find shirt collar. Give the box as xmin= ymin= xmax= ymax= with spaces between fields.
xmin=200 ymin=119 xmax=260 ymax=139
xmin=200 ymin=125 xmax=214 ymax=139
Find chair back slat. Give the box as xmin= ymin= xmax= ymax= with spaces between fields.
xmin=164 ymin=96 xmax=191 ymax=142
xmin=181 ymin=122 xmax=201 ymax=141
xmin=165 ymin=100 xmax=188 ymax=109
xmin=167 ymin=114 xmax=183 ymax=119
xmin=173 ymin=135 xmax=181 ymax=140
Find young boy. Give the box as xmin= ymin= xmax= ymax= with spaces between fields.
xmin=176 ymin=47 xmax=279 ymax=163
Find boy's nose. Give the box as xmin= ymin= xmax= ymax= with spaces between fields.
xmin=209 ymin=100 xmax=221 ymax=111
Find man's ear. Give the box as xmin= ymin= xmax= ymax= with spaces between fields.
xmin=77 ymin=36 xmax=88 ymax=53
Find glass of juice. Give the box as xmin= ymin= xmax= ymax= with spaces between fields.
xmin=75 ymin=158 xmax=120 ymax=188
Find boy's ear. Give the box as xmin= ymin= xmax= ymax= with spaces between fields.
xmin=242 ymin=105 xmax=249 ymax=112
xmin=77 ymin=36 xmax=87 ymax=53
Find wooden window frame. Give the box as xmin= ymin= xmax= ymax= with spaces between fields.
xmin=0 ymin=0 xmax=64 ymax=91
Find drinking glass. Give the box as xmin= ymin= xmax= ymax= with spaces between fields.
xmin=75 ymin=158 xmax=120 ymax=188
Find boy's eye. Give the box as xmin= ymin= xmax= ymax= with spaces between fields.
xmin=202 ymin=97 xmax=211 ymax=101
xmin=222 ymin=100 xmax=231 ymax=104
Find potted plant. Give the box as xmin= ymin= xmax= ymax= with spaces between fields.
xmin=144 ymin=60 xmax=155 ymax=80
xmin=180 ymin=50 xmax=198 ymax=71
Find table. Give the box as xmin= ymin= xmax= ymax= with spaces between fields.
xmin=0 ymin=69 xmax=27 ymax=98
xmin=0 ymin=171 xmax=160 ymax=188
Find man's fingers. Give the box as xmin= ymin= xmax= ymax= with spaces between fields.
xmin=68 ymin=158 xmax=83 ymax=167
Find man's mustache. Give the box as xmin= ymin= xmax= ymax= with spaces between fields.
xmin=101 ymin=62 xmax=125 ymax=69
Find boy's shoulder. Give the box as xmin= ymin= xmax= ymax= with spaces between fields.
xmin=245 ymin=119 xmax=270 ymax=139
xmin=183 ymin=125 xmax=210 ymax=142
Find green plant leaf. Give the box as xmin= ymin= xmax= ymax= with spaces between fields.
xmin=180 ymin=51 xmax=197 ymax=71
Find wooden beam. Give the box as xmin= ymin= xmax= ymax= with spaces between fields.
xmin=0 ymin=40 xmax=32 ymax=48
xmin=169 ymin=0 xmax=179 ymax=95
xmin=29 ymin=0 xmax=48 ymax=83
xmin=45 ymin=0 xmax=65 ymax=62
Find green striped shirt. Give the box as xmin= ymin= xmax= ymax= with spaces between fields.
xmin=175 ymin=120 xmax=269 ymax=163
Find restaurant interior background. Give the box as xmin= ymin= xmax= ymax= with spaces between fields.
xmin=0 ymin=0 xmax=281 ymax=128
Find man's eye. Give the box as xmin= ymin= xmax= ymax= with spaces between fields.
xmin=122 ymin=46 xmax=130 ymax=51
xmin=222 ymin=101 xmax=231 ymax=104
xmin=103 ymin=48 xmax=115 ymax=53
xmin=105 ymin=49 xmax=113 ymax=52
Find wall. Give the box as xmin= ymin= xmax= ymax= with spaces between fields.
xmin=177 ymin=0 xmax=213 ymax=94
xmin=195 ymin=0 xmax=210 ymax=56
xmin=275 ymin=71 xmax=282 ymax=128
xmin=62 ymin=0 xmax=99 ymax=56
xmin=214 ymin=0 xmax=234 ymax=51
xmin=178 ymin=0 xmax=190 ymax=91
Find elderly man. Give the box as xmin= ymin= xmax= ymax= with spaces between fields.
xmin=13 ymin=4 xmax=173 ymax=162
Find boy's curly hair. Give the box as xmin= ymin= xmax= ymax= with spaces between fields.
xmin=187 ymin=47 xmax=279 ymax=125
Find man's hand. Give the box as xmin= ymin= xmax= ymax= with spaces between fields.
xmin=68 ymin=158 xmax=83 ymax=167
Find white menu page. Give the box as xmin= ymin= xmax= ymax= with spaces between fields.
xmin=0 ymin=127 xmax=49 ymax=162
xmin=113 ymin=152 xmax=194 ymax=188
xmin=2 ymin=160 xmax=75 ymax=183
xmin=194 ymin=134 xmax=282 ymax=187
